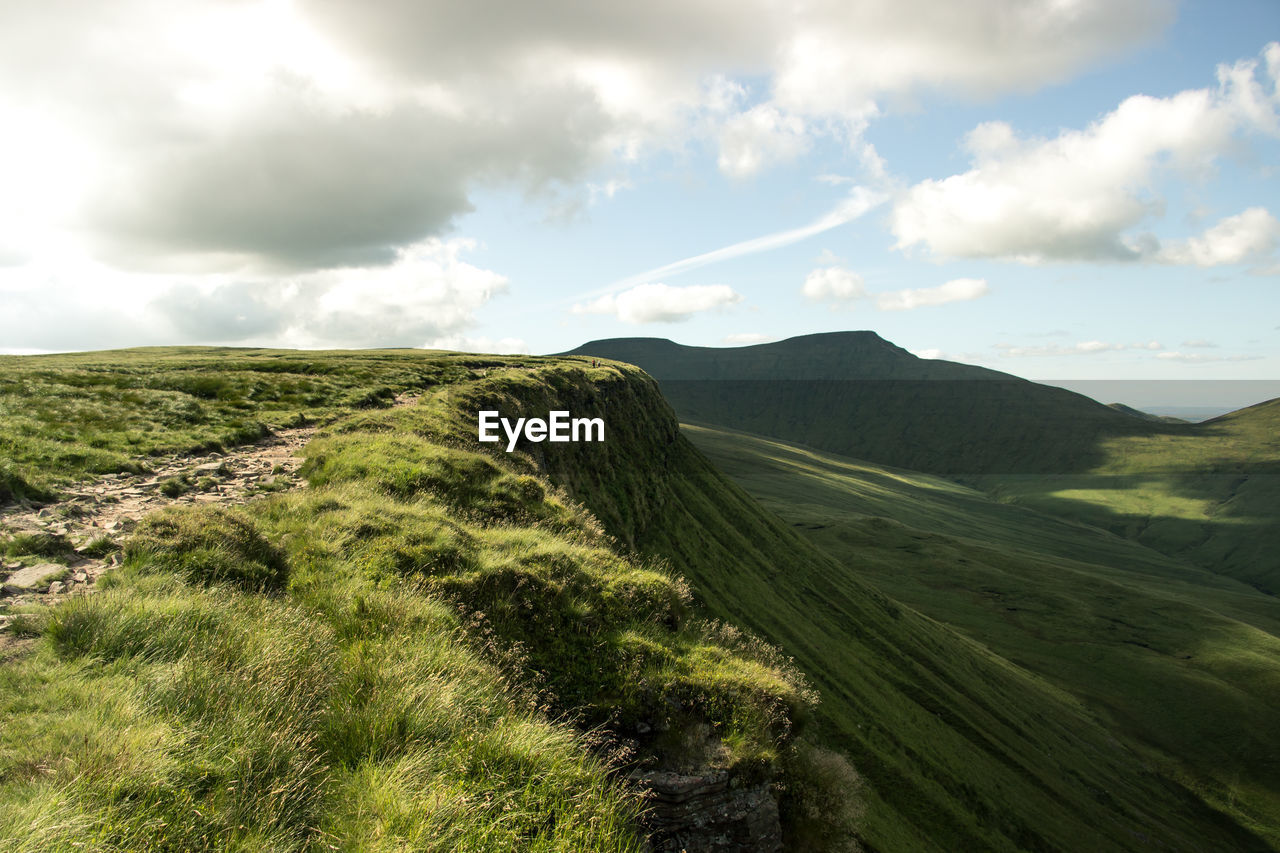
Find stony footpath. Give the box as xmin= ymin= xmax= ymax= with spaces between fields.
xmin=0 ymin=393 xmax=422 ymax=637
xmin=0 ymin=425 xmax=316 ymax=633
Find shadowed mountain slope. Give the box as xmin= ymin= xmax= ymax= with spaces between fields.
xmin=685 ymin=421 xmax=1280 ymax=845
xmin=565 ymin=333 xmax=1280 ymax=592
xmin=564 ymin=332 xmax=1180 ymax=476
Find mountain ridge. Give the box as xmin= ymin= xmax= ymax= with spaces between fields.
xmin=564 ymin=332 xmax=1176 ymax=476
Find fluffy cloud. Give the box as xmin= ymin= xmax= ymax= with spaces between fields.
xmin=424 ymin=335 xmax=529 ymax=354
xmin=1153 ymin=207 xmax=1280 ymax=266
xmin=0 ymin=0 xmax=1178 ymax=273
xmin=892 ymin=44 xmax=1280 ymax=263
xmin=876 ymin=278 xmax=988 ymax=310
xmin=0 ymin=238 xmax=509 ymax=352
xmin=772 ymin=0 xmax=1173 ymax=115
xmin=802 ymin=266 xmax=865 ymax=301
xmin=717 ymin=104 xmax=809 ymax=177
xmin=573 ymin=283 xmax=742 ymax=323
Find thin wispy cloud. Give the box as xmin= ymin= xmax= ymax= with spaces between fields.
xmin=577 ymin=187 xmax=885 ymax=301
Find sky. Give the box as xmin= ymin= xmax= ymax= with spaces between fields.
xmin=1 ymin=0 xmax=1279 ymax=389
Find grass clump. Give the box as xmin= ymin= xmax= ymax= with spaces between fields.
xmin=3 ymin=531 xmax=75 ymax=560
xmin=125 ymin=506 xmax=289 ymax=592
xmin=78 ymin=535 xmax=121 ymax=559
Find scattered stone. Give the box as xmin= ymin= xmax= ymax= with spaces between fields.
xmin=2 ymin=563 xmax=68 ymax=596
xmin=194 ymin=461 xmax=227 ymax=473
xmin=48 ymin=580 xmax=65 ymax=595
xmin=73 ymin=571 xmax=89 ymax=584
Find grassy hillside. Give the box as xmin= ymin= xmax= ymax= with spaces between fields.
xmin=973 ymin=397 xmax=1280 ymax=594
xmin=567 ymin=333 xmax=1280 ymax=593
xmin=0 ymin=347 xmax=477 ymax=503
xmin=489 ymin=358 xmax=1274 ymax=851
xmin=1 ymin=349 xmax=837 ymax=851
xmin=686 ymin=422 xmax=1280 ymax=846
xmin=4 ymin=347 xmax=1276 ymax=851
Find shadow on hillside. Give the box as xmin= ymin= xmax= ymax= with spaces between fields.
xmin=988 ymin=467 xmax=1280 ymax=595
xmin=661 ymin=379 xmax=1187 ymax=476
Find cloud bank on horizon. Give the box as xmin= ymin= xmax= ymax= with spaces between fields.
xmin=0 ymin=0 xmax=1276 ymax=377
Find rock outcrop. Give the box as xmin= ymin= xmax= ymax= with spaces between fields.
xmin=633 ymin=770 xmax=781 ymax=853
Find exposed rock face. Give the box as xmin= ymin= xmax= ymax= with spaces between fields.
xmin=633 ymin=770 xmax=781 ymax=853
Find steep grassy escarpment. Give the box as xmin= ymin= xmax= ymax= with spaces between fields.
xmin=1 ymin=349 xmax=843 ymax=851
xmin=688 ymin=422 xmax=1280 ymax=846
xmin=471 ymin=357 xmax=1274 ymax=851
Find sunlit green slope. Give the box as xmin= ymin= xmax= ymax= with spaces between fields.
xmin=686 ymin=422 xmax=1280 ymax=847
xmin=973 ymin=397 xmax=1280 ymax=594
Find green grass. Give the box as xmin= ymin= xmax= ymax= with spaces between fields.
xmin=1 ymin=348 xmax=847 ymax=851
xmin=9 ymin=344 xmax=1277 ymax=850
xmin=685 ymin=422 xmax=1280 ymax=847
xmin=0 ymin=347 xmax=523 ymax=503
xmin=971 ymin=397 xmax=1280 ymax=594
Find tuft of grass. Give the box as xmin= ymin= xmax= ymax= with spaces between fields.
xmin=3 ymin=531 xmax=75 ymax=560
xmin=158 ymin=473 xmax=195 ymax=498
xmin=78 ymin=534 xmax=120 ymax=559
xmin=125 ymin=506 xmax=289 ymax=592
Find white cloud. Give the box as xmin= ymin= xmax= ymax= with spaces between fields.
xmin=0 ymin=0 xmax=1177 ymax=276
xmin=572 ymin=282 xmax=742 ymax=323
xmin=0 ymin=237 xmax=509 ymax=352
xmin=771 ymin=0 xmax=1174 ymax=116
xmin=1157 ymin=351 xmax=1263 ymax=363
xmin=996 ymin=340 xmax=1163 ymax=357
xmin=594 ymin=188 xmax=885 ymax=299
xmin=722 ymin=333 xmax=776 ymax=345
xmin=911 ymin=348 xmax=945 ymax=360
xmin=803 ymin=266 xmax=865 ymax=301
xmin=1181 ymin=339 xmax=1219 ymax=348
xmin=1153 ymin=207 xmax=1280 ymax=266
xmin=876 ymin=277 xmax=988 ymax=310
xmin=891 ymin=44 xmax=1280 ymax=263
xmin=424 ymin=335 xmax=529 ymax=354
xmin=717 ymin=104 xmax=809 ymax=177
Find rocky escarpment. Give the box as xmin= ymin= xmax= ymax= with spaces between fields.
xmin=634 ymin=770 xmax=782 ymax=853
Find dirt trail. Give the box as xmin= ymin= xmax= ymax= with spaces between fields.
xmin=0 ymin=394 xmax=419 ymax=635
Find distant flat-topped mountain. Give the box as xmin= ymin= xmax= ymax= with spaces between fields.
xmin=566 ymin=330 xmax=1005 ymax=380
xmin=564 ymin=331 xmax=1178 ymax=475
